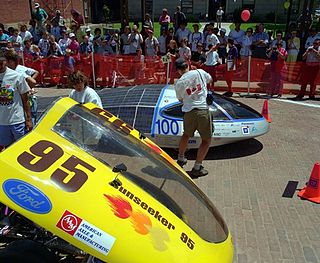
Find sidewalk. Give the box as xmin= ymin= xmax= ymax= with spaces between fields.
xmin=213 ymin=81 xmax=318 ymax=95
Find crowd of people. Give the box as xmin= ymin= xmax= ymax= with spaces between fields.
xmin=0 ymin=2 xmax=319 ymax=174
xmin=0 ymin=3 xmax=319 ymax=98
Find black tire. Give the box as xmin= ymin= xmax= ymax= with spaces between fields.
xmin=0 ymin=240 xmax=59 ymax=263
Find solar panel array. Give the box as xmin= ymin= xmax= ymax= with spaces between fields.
xmin=99 ymin=84 xmax=164 ymax=133
xmin=36 ymin=85 xmax=165 ymax=134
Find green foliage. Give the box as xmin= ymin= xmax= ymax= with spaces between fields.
xmin=103 ymin=4 xmax=110 ymax=22
xmin=185 ymin=15 xmax=197 ymax=23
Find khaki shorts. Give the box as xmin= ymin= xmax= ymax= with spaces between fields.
xmin=183 ymin=109 xmax=213 ymax=139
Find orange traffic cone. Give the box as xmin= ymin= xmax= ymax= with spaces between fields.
xmin=261 ymin=99 xmax=272 ymax=123
xmin=298 ymin=163 xmax=320 ymax=204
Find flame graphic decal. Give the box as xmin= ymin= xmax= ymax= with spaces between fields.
xmin=104 ymin=195 xmax=132 ymax=219
xmin=145 ymin=140 xmax=176 ymax=165
xmin=149 ymin=227 xmax=170 ymax=251
xmin=105 ymin=195 xmax=170 ymax=251
xmin=145 ymin=141 xmax=163 ymax=155
xmin=130 ymin=210 xmax=152 ymax=235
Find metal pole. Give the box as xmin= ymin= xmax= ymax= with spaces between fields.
xmin=152 ymin=0 xmax=155 ymax=24
xmin=166 ymin=61 xmax=170 ymax=84
xmin=247 ymin=55 xmax=251 ymax=95
xmin=91 ymin=53 xmax=96 ymax=88
xmin=20 ymin=51 xmax=25 ymax=66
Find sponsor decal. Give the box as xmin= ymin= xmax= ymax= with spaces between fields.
xmin=242 ymin=126 xmax=250 ymax=135
xmin=241 ymin=123 xmax=254 ymax=125
xmin=104 ymin=183 xmax=181 ymax=251
xmin=104 ymin=193 xmax=170 ymax=251
xmin=252 ymin=126 xmax=257 ymax=133
xmin=57 ymin=210 xmax=115 ymax=256
xmin=2 ymin=179 xmax=52 ymax=214
xmin=104 ymin=184 xmax=196 ymax=250
xmin=188 ymin=139 xmax=197 ymax=144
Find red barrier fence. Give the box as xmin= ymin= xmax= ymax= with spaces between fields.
xmin=23 ymin=54 xmax=320 ymax=90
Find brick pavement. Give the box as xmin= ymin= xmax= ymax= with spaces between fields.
xmin=37 ymin=87 xmax=320 ymax=262
xmin=193 ymin=98 xmax=320 ymax=263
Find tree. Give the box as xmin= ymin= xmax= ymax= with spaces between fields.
xmin=103 ymin=2 xmax=110 ymax=23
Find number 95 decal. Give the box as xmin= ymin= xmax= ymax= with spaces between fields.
xmin=17 ymin=140 xmax=96 ymax=192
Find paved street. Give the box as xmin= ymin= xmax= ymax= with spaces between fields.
xmin=37 ymin=87 xmax=320 ymax=262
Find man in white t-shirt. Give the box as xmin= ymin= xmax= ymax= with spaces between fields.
xmin=68 ymin=70 xmax=102 ymax=145
xmin=216 ymin=7 xmax=224 ymax=28
xmin=175 ymin=58 xmax=213 ymax=179
xmin=128 ymin=25 xmax=143 ymax=55
xmin=6 ymin=49 xmax=40 ymax=125
xmin=175 ymin=23 xmax=191 ymax=45
xmin=189 ymin=24 xmax=204 ymax=53
xmin=68 ymin=70 xmax=102 ymax=107
xmin=205 ymin=26 xmax=220 ymax=51
xmin=5 ymin=50 xmax=39 ymax=90
xmin=0 ymin=50 xmax=32 ymax=150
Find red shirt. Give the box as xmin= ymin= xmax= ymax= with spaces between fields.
xmin=272 ymin=47 xmax=288 ymax=72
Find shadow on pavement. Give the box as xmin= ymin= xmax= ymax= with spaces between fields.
xmin=164 ymin=138 xmax=264 ymax=161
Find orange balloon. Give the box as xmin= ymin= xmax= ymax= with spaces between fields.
xmin=241 ymin=9 xmax=251 ymax=22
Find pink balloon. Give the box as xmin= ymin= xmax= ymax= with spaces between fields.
xmin=241 ymin=9 xmax=251 ymax=22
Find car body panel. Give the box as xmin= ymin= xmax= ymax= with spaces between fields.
xmin=99 ymin=85 xmax=270 ymax=149
xmin=0 ymin=98 xmax=233 ymax=262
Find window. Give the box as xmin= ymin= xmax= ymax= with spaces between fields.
xmin=53 ymin=105 xmax=228 ymax=243
xmin=161 ymin=102 xmax=229 ymax=121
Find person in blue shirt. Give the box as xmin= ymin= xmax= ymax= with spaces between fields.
xmin=80 ymin=36 xmax=93 ymax=55
xmin=33 ymin=3 xmax=48 ymax=32
xmin=0 ymin=27 xmax=9 ymax=48
xmin=251 ymin=23 xmax=269 ymax=59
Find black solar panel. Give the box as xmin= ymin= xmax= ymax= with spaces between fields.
xmin=104 ymin=107 xmax=120 ymax=117
xmin=118 ymin=107 xmax=136 ymax=126
xmin=98 ymin=88 xmax=129 ymax=107
xmin=140 ymin=88 xmax=162 ymax=105
xmin=36 ymin=96 xmax=61 ymax=114
xmin=122 ymin=88 xmax=144 ymax=106
xmin=135 ymin=107 xmax=154 ymax=133
xmin=37 ymin=85 xmax=165 ymax=131
xmin=98 ymin=85 xmax=164 ymax=107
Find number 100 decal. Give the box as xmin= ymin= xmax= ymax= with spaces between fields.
xmin=155 ymin=119 xmax=179 ymax=135
xmin=17 ymin=140 xmax=96 ymax=192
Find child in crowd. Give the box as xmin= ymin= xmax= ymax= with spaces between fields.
xmin=68 ymin=70 xmax=102 ymax=146
xmin=224 ymin=39 xmax=238 ymax=97
xmin=63 ymin=48 xmax=75 ymax=73
xmin=134 ymin=48 xmax=145 ymax=79
xmin=204 ymin=44 xmax=220 ymax=90
xmin=178 ymin=38 xmax=191 ymax=61
xmin=68 ymin=70 xmax=102 ymax=107
xmin=158 ymin=29 xmax=167 ymax=56
xmin=191 ymin=42 xmax=206 ymax=68
xmin=145 ymin=29 xmax=159 ymax=57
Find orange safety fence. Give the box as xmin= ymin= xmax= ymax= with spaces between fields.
xmin=22 ymin=54 xmax=320 ymax=90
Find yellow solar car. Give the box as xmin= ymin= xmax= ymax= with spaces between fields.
xmin=0 ymin=98 xmax=233 ymax=262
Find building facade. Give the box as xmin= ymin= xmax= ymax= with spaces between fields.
xmin=0 ymin=0 xmax=84 ymax=25
xmin=1 ymin=0 xmax=318 ymax=26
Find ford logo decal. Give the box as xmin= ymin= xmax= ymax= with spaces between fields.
xmin=3 ymin=179 xmax=52 ymax=214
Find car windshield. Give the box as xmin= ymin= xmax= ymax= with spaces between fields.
xmin=52 ymin=105 xmax=228 ymax=243
xmin=161 ymin=102 xmax=229 ymax=120
xmin=212 ymin=95 xmax=262 ymax=119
